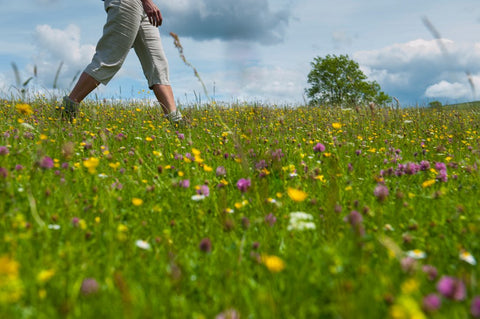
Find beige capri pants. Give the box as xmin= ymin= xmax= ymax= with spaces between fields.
xmin=85 ymin=0 xmax=170 ymax=88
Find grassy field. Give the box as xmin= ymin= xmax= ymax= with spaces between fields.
xmin=0 ymin=97 xmax=479 ymax=318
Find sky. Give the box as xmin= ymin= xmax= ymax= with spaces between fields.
xmin=1 ymin=0 xmax=480 ymax=106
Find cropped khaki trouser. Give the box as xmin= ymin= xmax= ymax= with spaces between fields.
xmin=85 ymin=0 xmax=170 ymax=88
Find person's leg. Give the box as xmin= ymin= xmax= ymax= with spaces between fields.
xmin=69 ymin=72 xmax=100 ymax=103
xmin=133 ymin=15 xmax=182 ymax=122
xmin=152 ymin=84 xmax=176 ymax=114
xmin=61 ymin=0 xmax=144 ymax=119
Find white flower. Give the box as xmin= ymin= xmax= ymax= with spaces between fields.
xmin=384 ymin=224 xmax=395 ymax=231
xmin=191 ymin=194 xmax=205 ymax=201
xmin=48 ymin=224 xmax=61 ymax=230
xmin=98 ymin=173 xmax=108 ymax=179
xmin=460 ymin=251 xmax=476 ymax=265
xmin=135 ymin=240 xmax=151 ymax=250
xmin=406 ymin=249 xmax=426 ymax=259
xmin=287 ymin=212 xmax=316 ymax=231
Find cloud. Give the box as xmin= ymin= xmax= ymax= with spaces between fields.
xmin=32 ymin=24 xmax=95 ymax=89
xmin=354 ymin=38 xmax=480 ymax=104
xmin=161 ymin=0 xmax=291 ymax=44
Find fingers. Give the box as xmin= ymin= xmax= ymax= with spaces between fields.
xmin=147 ymin=10 xmax=162 ymax=27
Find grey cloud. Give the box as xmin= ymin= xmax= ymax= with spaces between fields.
xmin=161 ymin=0 xmax=291 ymax=44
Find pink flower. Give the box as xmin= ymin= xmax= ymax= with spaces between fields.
xmin=471 ymin=296 xmax=480 ymax=318
xmin=437 ymin=276 xmax=466 ymax=301
xmin=39 ymin=156 xmax=54 ymax=169
xmin=236 ymin=178 xmax=251 ymax=193
xmin=373 ymin=184 xmax=389 ymax=202
xmin=313 ymin=143 xmax=325 ymax=153
xmin=0 ymin=146 xmax=9 ymax=155
xmin=80 ymin=278 xmax=99 ymax=296
xmin=423 ymin=294 xmax=441 ymax=313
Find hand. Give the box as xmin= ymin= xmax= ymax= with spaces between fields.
xmin=142 ymin=0 xmax=163 ymax=27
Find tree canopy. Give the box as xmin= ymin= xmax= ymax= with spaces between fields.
xmin=306 ymin=54 xmax=391 ymax=107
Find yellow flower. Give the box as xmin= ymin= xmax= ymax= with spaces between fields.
xmin=422 ymin=179 xmax=436 ymax=188
xmin=132 ymin=198 xmax=143 ymax=206
xmin=0 ymin=256 xmax=19 ymax=279
xmin=261 ymin=254 xmax=285 ymax=273
xmin=287 ymin=187 xmax=308 ymax=202
xmin=0 ymin=256 xmax=23 ymax=303
xmin=83 ymin=157 xmax=100 ymax=174
xmin=109 ymin=162 xmax=120 ymax=170
xmin=15 ymin=103 xmax=33 ymax=115
xmin=117 ymin=224 xmax=128 ymax=233
xmin=332 ymin=122 xmax=342 ymax=129
xmin=37 ymin=269 xmax=55 ymax=283
xmin=203 ymin=164 xmax=213 ymax=172
xmin=192 ymin=148 xmax=201 ymax=156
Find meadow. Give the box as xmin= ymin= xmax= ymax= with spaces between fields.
xmin=0 ymin=97 xmax=479 ymax=318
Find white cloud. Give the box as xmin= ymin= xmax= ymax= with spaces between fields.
xmin=32 ymin=24 xmax=95 ymax=89
xmin=353 ymin=38 xmax=480 ymax=103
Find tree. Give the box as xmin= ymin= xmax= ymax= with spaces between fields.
xmin=306 ymin=54 xmax=391 ymax=107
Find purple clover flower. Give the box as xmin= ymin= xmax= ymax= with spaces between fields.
xmin=236 ymin=178 xmax=251 ymax=193
xmin=471 ymin=296 xmax=480 ymax=318
xmin=422 ymin=294 xmax=441 ymax=313
xmin=39 ymin=156 xmax=54 ymax=169
xmin=313 ymin=143 xmax=325 ymax=153
xmin=437 ymin=276 xmax=466 ymax=301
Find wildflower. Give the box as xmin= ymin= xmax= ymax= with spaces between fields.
xmin=0 ymin=146 xmax=8 ymax=155
xmin=15 ymin=103 xmax=33 ymax=115
xmin=236 ymin=178 xmax=251 ymax=193
xmin=261 ymin=254 xmax=285 ymax=273
xmin=191 ymin=194 xmax=205 ymax=201
xmin=384 ymin=224 xmax=394 ymax=231
xmin=313 ymin=143 xmax=325 ymax=153
xmin=0 ymin=255 xmax=23 ymax=303
xmin=132 ymin=198 xmax=143 ymax=206
xmin=216 ymin=166 xmax=226 ymax=176
xmin=0 ymin=167 xmax=8 ymax=179
xmin=179 ymin=179 xmax=190 ymax=188
xmin=47 ymin=224 xmax=60 ymax=230
xmin=83 ymin=157 xmax=100 ymax=174
xmin=39 ymin=156 xmax=54 ymax=169
xmin=216 ymin=309 xmax=240 ymax=319
xmin=135 ymin=240 xmax=151 ymax=250
xmin=287 ymin=187 xmax=307 ymax=202
xmin=196 ymin=185 xmax=210 ymax=197
xmin=471 ymin=296 xmax=480 ymax=318
xmin=437 ymin=276 xmax=466 ymax=301
xmin=199 ymin=237 xmax=212 ymax=253
xmin=400 ymin=257 xmax=417 ymax=273
xmin=80 ymin=278 xmax=99 ymax=296
xmin=37 ymin=269 xmax=55 ymax=283
xmin=344 ymin=210 xmax=365 ymax=236
xmin=422 ymin=179 xmax=436 ymax=188
xmin=203 ymin=164 xmax=213 ymax=172
xmin=373 ymin=184 xmax=389 ymax=202
xmin=71 ymin=217 xmax=80 ymax=227
xmin=407 ymin=249 xmax=427 ymax=260
xmin=460 ymin=250 xmax=476 ymax=265
xmin=332 ymin=122 xmax=342 ymax=129
xmin=390 ymin=295 xmax=426 ymax=319
xmin=287 ymin=212 xmax=316 ymax=231
xmin=422 ymin=265 xmax=438 ymax=281
xmin=422 ymin=294 xmax=441 ymax=313
xmin=265 ymin=213 xmax=277 ymax=227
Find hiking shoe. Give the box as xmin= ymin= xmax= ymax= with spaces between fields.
xmin=57 ymin=96 xmax=79 ymax=121
xmin=166 ymin=110 xmax=189 ymax=128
